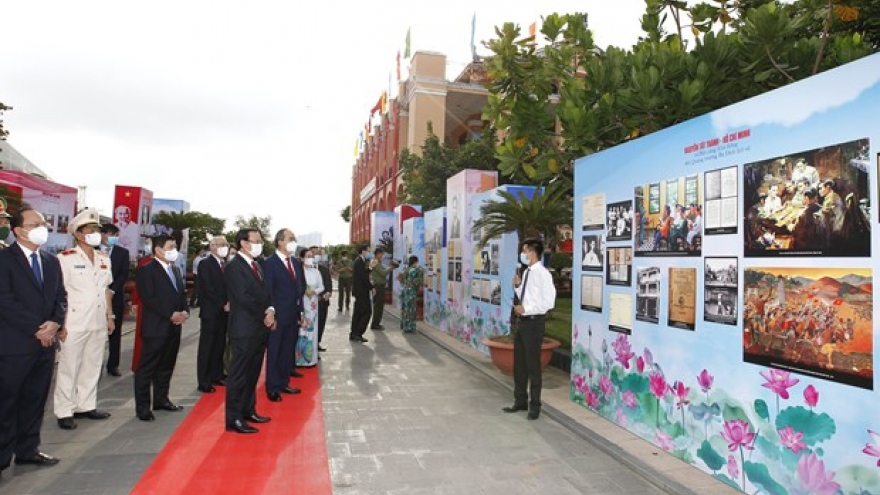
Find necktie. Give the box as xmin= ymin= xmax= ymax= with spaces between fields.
xmin=220 ymin=259 xmax=225 ymax=272
xmin=166 ymin=264 xmax=179 ymax=292
xmin=251 ymin=261 xmax=263 ymax=281
xmin=520 ymin=268 xmax=531 ymax=307
xmin=286 ymin=258 xmax=296 ymax=281
xmin=31 ymin=252 xmax=43 ymax=288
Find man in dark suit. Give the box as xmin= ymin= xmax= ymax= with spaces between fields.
xmin=133 ymin=235 xmax=189 ymax=421
xmin=196 ymin=235 xmax=230 ymax=393
xmin=313 ymin=246 xmax=332 ymax=352
xmin=0 ymin=205 xmax=66 ymax=476
xmin=262 ymin=229 xmax=305 ymax=402
xmin=101 ymin=223 xmax=129 ymax=377
xmin=224 ymin=228 xmax=276 ymax=434
xmin=349 ymin=244 xmax=372 ymax=343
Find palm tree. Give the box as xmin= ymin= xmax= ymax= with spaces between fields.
xmin=471 ymin=182 xmax=572 ymax=251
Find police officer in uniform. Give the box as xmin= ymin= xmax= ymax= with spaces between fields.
xmin=334 ymin=251 xmax=352 ymax=312
xmin=0 ymin=197 xmax=12 ymax=249
xmin=55 ymin=209 xmax=114 ymax=430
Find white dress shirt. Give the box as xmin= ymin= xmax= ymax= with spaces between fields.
xmin=515 ymin=261 xmax=556 ymax=316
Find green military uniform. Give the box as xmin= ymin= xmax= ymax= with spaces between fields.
xmin=335 ymin=256 xmax=353 ymax=311
xmin=370 ymin=261 xmax=391 ymax=330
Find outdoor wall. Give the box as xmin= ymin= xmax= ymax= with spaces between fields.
xmin=392 ymin=204 xmax=423 ymax=309
xmin=370 ymin=211 xmax=395 ymax=295
xmin=402 ymin=216 xmax=426 ymax=318
xmin=423 ymin=207 xmax=448 ymax=331
xmin=445 ymin=169 xmax=497 ymax=344
xmin=572 ymin=53 xmax=880 ymax=494
xmin=468 ymin=185 xmax=536 ymax=352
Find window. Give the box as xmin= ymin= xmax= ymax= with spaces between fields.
xmin=666 ymin=179 xmax=678 ymax=207
xmin=685 ymin=175 xmax=699 ymax=206
xmin=648 ymin=183 xmax=660 ymax=214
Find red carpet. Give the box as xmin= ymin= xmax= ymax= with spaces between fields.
xmin=131 ymin=367 xmax=331 ymax=495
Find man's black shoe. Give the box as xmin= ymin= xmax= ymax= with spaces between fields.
xmin=371 ymin=325 xmax=385 ymax=331
xmin=246 ymin=413 xmax=271 ymax=424
xmin=318 ymin=345 xmax=327 ymax=352
xmin=198 ymin=385 xmax=216 ymax=393
xmin=282 ymin=386 xmax=301 ymax=395
xmin=502 ymin=404 xmax=528 ymax=413
xmin=528 ymin=408 xmax=541 ymax=420
xmin=73 ymin=410 xmax=111 ymax=420
xmin=57 ymin=417 xmax=77 ymax=430
xmin=153 ymin=402 xmax=183 ymax=412
xmin=267 ymin=392 xmax=282 ymax=402
xmin=15 ymin=453 xmax=60 ymax=466
xmin=226 ymin=419 xmax=258 ymax=434
xmin=107 ymin=368 xmax=121 ymax=377
xmin=213 ymin=378 xmax=227 ymax=386
xmin=290 ymin=369 xmax=304 ymax=378
xmin=137 ymin=412 xmax=156 ymax=421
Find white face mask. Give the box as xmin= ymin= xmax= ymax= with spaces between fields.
xmin=217 ymin=246 xmax=229 ymax=258
xmin=164 ymin=249 xmax=180 ymax=263
xmin=249 ymin=242 xmax=263 ymax=258
xmin=26 ymin=226 xmax=49 ymax=246
xmin=286 ymin=241 xmax=298 ymax=254
xmin=85 ymin=232 xmax=103 ymax=247
xmin=304 ymin=257 xmax=315 ymax=267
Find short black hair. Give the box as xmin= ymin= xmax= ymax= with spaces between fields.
xmin=101 ymin=223 xmax=120 ymax=234
xmin=408 ymin=255 xmax=419 ymax=266
xmin=374 ymin=247 xmax=384 ymax=256
xmin=358 ymin=244 xmax=369 ymax=255
xmin=151 ymin=234 xmax=173 ymax=255
xmin=10 ymin=203 xmax=33 ymax=231
xmin=235 ymin=228 xmax=260 ymax=250
xmin=521 ymin=238 xmax=544 ymax=256
xmin=298 ymin=247 xmax=309 ymax=258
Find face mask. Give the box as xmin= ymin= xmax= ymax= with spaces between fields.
xmin=365 ymin=252 xmax=373 ymax=260
xmin=249 ymin=242 xmax=263 ymax=258
xmin=85 ymin=232 xmax=103 ymax=247
xmin=286 ymin=241 xmax=298 ymax=254
xmin=304 ymin=257 xmax=315 ymax=267
xmin=164 ymin=249 xmax=180 ymax=263
xmin=27 ymin=226 xmax=49 ymax=246
xmin=312 ymin=255 xmax=322 ymax=263
xmin=217 ymin=246 xmax=229 ymax=258
xmin=107 ymin=236 xmax=119 ymax=246
xmin=520 ymin=253 xmax=530 ymax=265
xmin=144 ymin=244 xmax=152 ymax=255
xmin=0 ymin=226 xmax=9 ymax=240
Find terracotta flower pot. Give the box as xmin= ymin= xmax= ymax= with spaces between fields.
xmin=481 ymin=336 xmax=561 ymax=375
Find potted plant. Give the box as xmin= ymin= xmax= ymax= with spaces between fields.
xmin=482 ymin=334 xmax=561 ymax=375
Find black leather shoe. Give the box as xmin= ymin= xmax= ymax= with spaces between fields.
xmin=356 ymin=336 xmax=369 ymax=343
xmin=528 ymin=408 xmax=541 ymax=420
xmin=502 ymin=404 xmax=528 ymax=413
xmin=137 ymin=412 xmax=156 ymax=421
xmin=282 ymin=386 xmax=301 ymax=395
xmin=246 ymin=413 xmax=271 ymax=424
xmin=107 ymin=368 xmax=121 ymax=377
xmin=226 ymin=419 xmax=258 ymax=434
xmin=371 ymin=325 xmax=385 ymax=331
xmin=318 ymin=345 xmax=327 ymax=352
xmin=15 ymin=453 xmax=60 ymax=466
xmin=198 ymin=385 xmax=216 ymax=393
xmin=267 ymin=392 xmax=282 ymax=402
xmin=153 ymin=402 xmax=184 ymax=412
xmin=290 ymin=369 xmax=304 ymax=378
xmin=213 ymin=379 xmax=227 ymax=386
xmin=57 ymin=417 xmax=77 ymax=430
xmin=74 ymin=410 xmax=111 ymax=420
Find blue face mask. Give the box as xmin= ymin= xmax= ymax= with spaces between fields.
xmin=365 ymin=252 xmax=373 ymax=260
xmin=107 ymin=236 xmax=119 ymax=246
xmin=520 ymin=253 xmax=530 ymax=265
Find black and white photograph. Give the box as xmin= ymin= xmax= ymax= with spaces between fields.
xmin=704 ymin=257 xmax=738 ymax=325
xmin=580 ymin=275 xmax=603 ymax=312
xmin=490 ymin=244 xmax=499 ymax=275
xmin=447 ymin=261 xmax=455 ymax=282
xmin=635 ymin=266 xmax=661 ymax=324
xmin=581 ymin=235 xmax=604 ymax=271
xmin=490 ymin=280 xmax=501 ymax=305
xmin=454 ymin=262 xmax=462 ymax=282
xmin=606 ymin=200 xmax=633 ymax=241
xmin=471 ymin=279 xmax=481 ymax=300
xmin=606 ymin=246 xmax=633 ymax=287
xmin=481 ymin=250 xmax=490 ymax=274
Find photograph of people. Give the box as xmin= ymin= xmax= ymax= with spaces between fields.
xmin=581 ymin=235 xmax=603 ymax=271
xmin=113 ymin=204 xmax=142 ymax=258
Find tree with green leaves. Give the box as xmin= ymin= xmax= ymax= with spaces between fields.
xmin=398 ymin=124 xmax=499 ymax=210
xmin=0 ymin=102 xmax=12 ymax=141
xmin=233 ymin=214 xmax=273 ymax=254
xmin=471 ymin=182 xmax=572 ymax=251
xmin=340 ymin=205 xmax=351 ymax=223
xmin=151 ymin=211 xmax=226 ymax=257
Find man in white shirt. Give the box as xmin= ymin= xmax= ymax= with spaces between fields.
xmin=502 ymin=238 xmax=556 ymax=420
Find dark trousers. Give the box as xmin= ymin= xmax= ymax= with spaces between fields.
xmin=513 ymin=317 xmax=545 ymax=408
xmin=265 ymin=325 xmax=295 ymax=394
xmin=197 ymin=315 xmax=228 ymax=388
xmin=189 ymin=278 xmax=199 ymax=306
xmin=225 ymin=328 xmax=268 ymax=425
xmin=337 ymin=278 xmax=352 ymax=310
xmin=106 ymin=304 xmax=124 ymax=372
xmin=370 ymin=286 xmax=386 ymax=328
xmin=133 ymin=330 xmax=181 ymax=414
xmin=317 ymin=300 xmax=329 ymax=343
xmin=350 ymin=295 xmax=372 ymax=339
xmin=0 ymin=350 xmax=54 ymax=468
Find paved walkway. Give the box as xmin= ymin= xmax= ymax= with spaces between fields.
xmin=0 ymin=304 xmax=739 ymax=495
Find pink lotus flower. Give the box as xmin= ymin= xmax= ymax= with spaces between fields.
xmin=585 ymin=388 xmax=600 ymax=409
xmin=697 ymin=369 xmax=714 ymax=393
xmin=804 ymin=385 xmax=819 ymax=407
xmin=760 ymin=369 xmax=800 ymax=400
xmin=622 ymin=390 xmax=638 ymax=409
xmin=649 ymin=372 xmax=667 ymax=400
xmin=643 ymin=347 xmax=654 ymax=368
xmin=669 ymin=381 xmax=691 ymax=408
xmin=779 ymin=426 xmax=807 ymax=454
xmin=656 ymin=429 xmax=674 ymax=451
xmin=615 ymin=407 xmax=627 ymax=427
xmin=636 ymin=356 xmax=645 ymax=373
xmin=611 ymin=334 xmax=635 ymax=369
xmin=573 ymin=374 xmax=589 ymax=395
xmin=727 ymin=455 xmax=739 ymax=479
xmin=599 ymin=375 xmax=614 ymax=397
xmin=721 ymin=419 xmax=756 ymax=452
xmin=796 ymin=453 xmax=840 ymax=495
xmin=862 ymin=430 xmax=880 ymax=466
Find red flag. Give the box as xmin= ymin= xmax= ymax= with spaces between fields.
xmin=370 ymin=93 xmax=383 ymax=115
xmin=396 ymin=50 xmax=401 ymax=81
xmin=528 ymin=22 xmax=537 ymax=38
